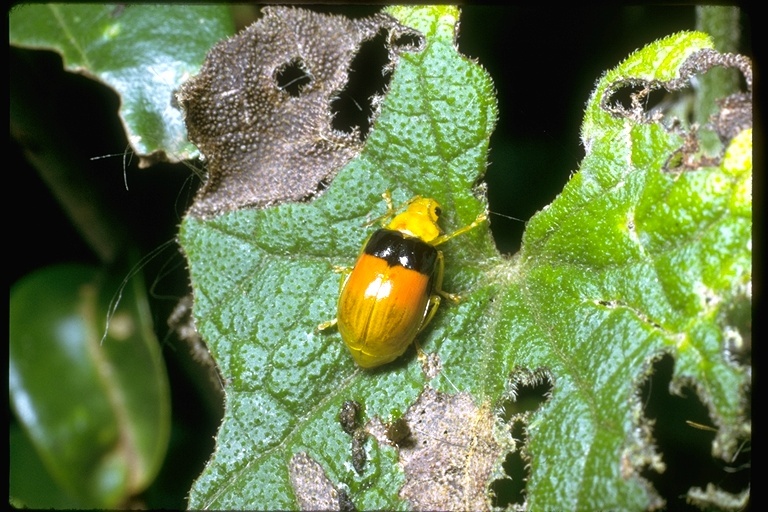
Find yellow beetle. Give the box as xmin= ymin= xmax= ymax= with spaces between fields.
xmin=320 ymin=193 xmax=486 ymax=368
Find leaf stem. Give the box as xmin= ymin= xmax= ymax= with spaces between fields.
xmin=693 ymin=6 xmax=743 ymax=125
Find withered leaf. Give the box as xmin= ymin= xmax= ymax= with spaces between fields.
xmin=288 ymin=452 xmax=355 ymax=511
xmin=178 ymin=6 xmax=423 ymax=217
xmin=396 ymin=388 xmax=504 ymax=511
xmin=601 ymin=48 xmax=752 ymax=137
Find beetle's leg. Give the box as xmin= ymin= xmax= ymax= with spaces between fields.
xmin=365 ymin=191 xmax=424 ymax=228
xmin=417 ymin=294 xmax=442 ymax=335
xmin=431 ymin=250 xmax=462 ymax=303
xmin=432 ymin=210 xmax=488 ymax=246
xmin=365 ymin=190 xmax=396 ymax=227
xmin=437 ymin=289 xmax=461 ymax=303
xmin=415 ymin=340 xmax=429 ymax=364
xmin=382 ymin=190 xmax=395 ymax=215
xmin=317 ymin=318 xmax=338 ymax=331
xmin=335 ymin=266 xmax=352 ymax=292
xmin=417 ymin=252 xmax=445 ymax=336
xmin=330 ymin=264 xmax=352 ymax=276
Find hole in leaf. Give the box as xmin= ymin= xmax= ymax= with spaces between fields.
xmin=289 ymin=452 xmax=353 ymax=510
xmin=331 ymin=29 xmax=390 ymax=138
xmin=498 ymin=368 xmax=553 ymax=421
xmin=395 ymin=389 xmax=502 ymax=510
xmin=275 ymin=57 xmax=313 ymax=97
xmin=489 ymin=421 xmax=528 ymax=508
xmin=489 ymin=369 xmax=552 ymax=508
xmin=605 ymin=82 xmax=683 ymax=123
xmin=603 ymin=52 xmax=752 ymax=159
xmin=390 ymin=30 xmax=425 ymax=53
xmin=719 ymin=285 xmax=752 ymax=368
xmin=639 ymin=354 xmax=750 ymax=510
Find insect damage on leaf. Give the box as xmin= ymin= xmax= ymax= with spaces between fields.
xmin=600 ymin=48 xmax=752 ymax=172
xmin=288 ymin=452 xmax=356 ymax=512
xmin=385 ymin=388 xmax=505 ymax=511
xmin=178 ymin=6 xmax=424 ymax=218
xmin=718 ymin=278 xmax=751 ymax=368
xmin=687 ymin=483 xmax=750 ymax=511
xmin=337 ymin=400 xmax=368 ymax=474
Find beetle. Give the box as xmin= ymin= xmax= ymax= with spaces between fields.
xmin=319 ymin=192 xmax=487 ymax=368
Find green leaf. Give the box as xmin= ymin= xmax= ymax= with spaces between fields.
xmin=509 ymin=31 xmax=751 ymax=510
xmin=10 ymin=423 xmax=83 ymax=509
xmin=181 ymin=6 xmax=497 ymax=509
xmin=9 ymin=4 xmax=234 ymax=165
xmin=179 ymin=6 xmax=750 ymax=509
xmin=10 ymin=264 xmax=171 ymax=508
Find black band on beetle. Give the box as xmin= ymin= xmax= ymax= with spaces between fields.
xmin=365 ymin=229 xmax=438 ymax=274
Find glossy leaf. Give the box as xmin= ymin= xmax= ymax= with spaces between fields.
xmin=8 ymin=4 xmax=234 ymax=165
xmin=9 ymin=264 xmax=171 ymax=508
xmin=10 ymin=424 xmax=82 ymax=509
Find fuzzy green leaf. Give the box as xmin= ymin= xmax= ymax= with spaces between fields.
xmin=179 ymin=7 xmax=750 ymax=510
xmin=181 ymin=6 xmax=497 ymax=510
xmin=508 ymin=32 xmax=751 ymax=510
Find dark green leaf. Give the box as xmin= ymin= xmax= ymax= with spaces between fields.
xmin=9 ymin=4 xmax=234 ymax=165
xmin=10 ymin=264 xmax=171 ymax=508
xmin=10 ymin=424 xmax=83 ymax=509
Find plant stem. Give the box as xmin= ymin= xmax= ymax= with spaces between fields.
xmin=694 ymin=6 xmax=742 ymax=126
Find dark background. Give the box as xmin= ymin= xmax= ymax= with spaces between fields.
xmin=10 ymin=6 xmax=752 ymax=509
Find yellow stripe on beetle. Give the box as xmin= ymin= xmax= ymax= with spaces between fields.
xmin=320 ymin=193 xmax=487 ymax=368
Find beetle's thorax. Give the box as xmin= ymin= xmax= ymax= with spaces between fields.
xmin=385 ymin=198 xmax=443 ymax=243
